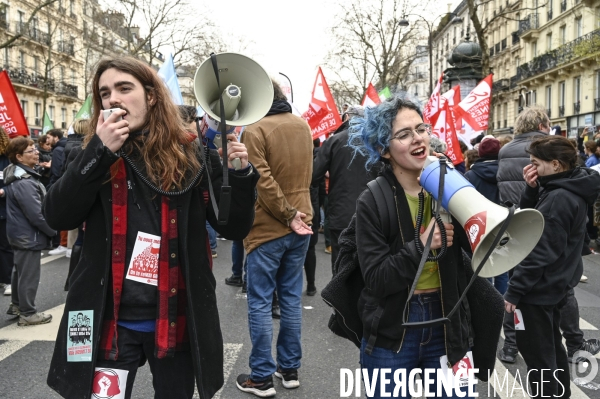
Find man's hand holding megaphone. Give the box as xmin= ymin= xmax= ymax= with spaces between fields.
xmin=218 ymin=133 xmax=249 ymax=170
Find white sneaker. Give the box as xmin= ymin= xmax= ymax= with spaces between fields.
xmin=66 ymin=249 xmax=72 ymax=258
xmin=580 ymin=275 xmax=588 ymax=283
xmin=48 ymin=246 xmax=68 ymax=255
xmin=4 ymin=286 xmax=11 ymax=296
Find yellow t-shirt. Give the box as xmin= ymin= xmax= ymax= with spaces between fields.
xmin=405 ymin=192 xmax=441 ymax=290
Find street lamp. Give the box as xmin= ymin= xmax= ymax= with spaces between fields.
xmin=399 ymin=13 xmax=463 ymax=95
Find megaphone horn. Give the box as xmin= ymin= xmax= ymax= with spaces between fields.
xmin=420 ymin=156 xmax=545 ymax=278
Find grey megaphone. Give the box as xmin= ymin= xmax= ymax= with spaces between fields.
xmin=420 ymin=156 xmax=545 ymax=278
xmin=194 ymin=53 xmax=273 ymax=169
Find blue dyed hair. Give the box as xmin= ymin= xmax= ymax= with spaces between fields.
xmin=347 ymin=96 xmax=423 ymax=170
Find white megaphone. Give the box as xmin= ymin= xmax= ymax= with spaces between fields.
xmin=420 ymin=156 xmax=545 ymax=277
xmin=194 ymin=53 xmax=274 ymax=170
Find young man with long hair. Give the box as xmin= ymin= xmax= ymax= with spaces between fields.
xmin=45 ymin=56 xmax=259 ymax=399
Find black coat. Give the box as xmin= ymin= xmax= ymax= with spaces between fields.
xmin=464 ymin=158 xmax=500 ymax=204
xmin=44 ymin=134 xmax=259 ymax=399
xmin=312 ymin=127 xmax=380 ymax=232
xmin=0 ymin=154 xmax=10 ymax=219
xmin=48 ymin=137 xmax=68 ymax=187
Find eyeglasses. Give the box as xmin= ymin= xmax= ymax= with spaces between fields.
xmin=22 ymin=148 xmax=39 ymax=154
xmin=391 ymin=123 xmax=432 ymax=145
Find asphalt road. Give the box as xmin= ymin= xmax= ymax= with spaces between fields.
xmin=0 ymin=236 xmax=599 ymax=399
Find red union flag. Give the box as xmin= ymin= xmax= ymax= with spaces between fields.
xmin=423 ymin=74 xmax=444 ymax=126
xmin=0 ymin=71 xmax=29 ymax=138
xmin=361 ymin=83 xmax=381 ymax=108
xmin=432 ymin=98 xmax=464 ymax=165
xmin=302 ymin=67 xmax=342 ymax=140
xmin=453 ymin=74 xmax=493 ymax=131
xmin=442 ymin=85 xmax=462 ymax=132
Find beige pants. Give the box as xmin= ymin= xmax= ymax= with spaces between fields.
xmin=67 ymin=228 xmax=78 ymax=249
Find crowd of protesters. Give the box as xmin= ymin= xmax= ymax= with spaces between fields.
xmin=1 ymin=53 xmax=599 ymax=399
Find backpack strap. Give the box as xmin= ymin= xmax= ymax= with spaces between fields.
xmin=363 ymin=176 xmax=399 ymax=355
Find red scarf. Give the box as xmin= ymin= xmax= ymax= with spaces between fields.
xmin=100 ymin=158 xmax=188 ymax=360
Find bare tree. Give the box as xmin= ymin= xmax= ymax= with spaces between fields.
xmin=0 ymin=0 xmax=59 ymax=49
xmin=325 ymin=0 xmax=428 ymax=103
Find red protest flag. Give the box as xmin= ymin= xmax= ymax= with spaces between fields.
xmin=453 ymin=74 xmax=493 ymax=131
xmin=432 ymin=98 xmax=464 ymax=165
xmin=442 ymin=85 xmax=462 ymax=132
xmin=361 ymin=83 xmax=381 ymax=108
xmin=422 ymin=74 xmax=444 ymax=126
xmin=302 ymin=67 xmax=342 ymax=140
xmin=0 ymin=71 xmax=29 ymax=138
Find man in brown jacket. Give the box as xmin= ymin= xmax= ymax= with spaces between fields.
xmin=236 ymin=81 xmax=313 ymax=398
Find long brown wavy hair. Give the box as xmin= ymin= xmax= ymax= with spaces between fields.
xmin=86 ymin=56 xmax=200 ymax=191
xmin=0 ymin=127 xmax=9 ymax=155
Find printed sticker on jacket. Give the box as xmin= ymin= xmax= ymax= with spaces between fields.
xmin=67 ymin=310 xmax=93 ymax=362
xmin=91 ymin=368 xmax=128 ymax=399
xmin=126 ymin=232 xmax=160 ymax=286
xmin=514 ymin=309 xmax=525 ymax=330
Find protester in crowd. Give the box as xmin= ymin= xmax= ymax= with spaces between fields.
xmin=46 ymin=129 xmax=67 ymax=188
xmin=495 ymin=105 xmax=550 ymax=363
xmin=36 ymin=134 xmax=52 ymax=187
xmin=237 ymin=80 xmax=312 ymax=397
xmin=348 ymin=97 xmax=475 ymax=398
xmin=44 ymin=56 xmax=259 ymax=399
xmin=584 ymin=140 xmax=600 ymax=168
xmin=4 ymin=136 xmax=56 ymax=325
xmin=505 ymin=135 xmax=600 ymax=398
xmin=312 ymin=105 xmax=379 ymax=273
xmin=304 ymin=139 xmax=321 ymax=296
xmin=464 ymin=149 xmax=479 ymax=172
xmin=0 ymin=128 xmax=12 ymax=297
xmin=497 ymin=134 xmax=513 ymax=147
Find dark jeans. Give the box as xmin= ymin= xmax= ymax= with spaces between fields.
xmin=487 ymin=272 xmax=508 ymax=295
xmin=206 ymin=221 xmax=217 ymax=250
xmin=231 ymin=240 xmax=245 ymax=278
xmin=587 ymin=204 xmax=598 ymax=239
xmin=0 ymin=219 xmax=13 ymax=284
xmin=516 ymin=296 xmax=571 ymax=399
xmin=94 ymin=325 xmax=195 ymax=399
xmin=323 ymin=198 xmax=331 ymax=247
xmin=360 ymin=292 xmax=473 ymax=399
xmin=304 ymin=222 xmax=319 ymax=287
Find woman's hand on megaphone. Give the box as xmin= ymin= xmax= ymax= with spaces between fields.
xmin=97 ymin=109 xmax=129 ymax=153
xmin=523 ymin=164 xmax=538 ymax=188
xmin=420 ymin=218 xmax=454 ymax=250
xmin=219 ymin=133 xmax=249 ymax=170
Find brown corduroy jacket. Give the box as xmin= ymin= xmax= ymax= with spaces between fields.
xmin=241 ymin=112 xmax=313 ymax=254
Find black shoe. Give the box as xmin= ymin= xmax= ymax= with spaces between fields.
xmin=568 ymin=338 xmax=600 ymax=363
xmin=6 ymin=303 xmax=19 ymax=317
xmin=274 ymin=367 xmax=300 ymax=389
xmin=498 ymin=346 xmax=518 ymax=363
xmin=225 ymin=274 xmax=243 ymax=287
xmin=236 ymin=374 xmax=276 ymax=397
xmin=272 ymin=303 xmax=281 ymax=319
xmin=242 ymin=281 xmax=247 ymax=293
xmin=306 ymin=285 xmax=317 ymax=296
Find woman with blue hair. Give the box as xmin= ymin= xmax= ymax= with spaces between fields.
xmin=349 ymin=97 xmax=475 ymax=398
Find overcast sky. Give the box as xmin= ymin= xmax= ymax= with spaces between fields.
xmin=193 ymin=0 xmax=463 ymax=112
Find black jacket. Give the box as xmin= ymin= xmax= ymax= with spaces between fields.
xmin=505 ymin=167 xmax=600 ymax=306
xmin=355 ymin=168 xmax=474 ymax=365
xmin=4 ymin=163 xmax=56 ymax=250
xmin=61 ymin=134 xmax=84 ymax=174
xmin=0 ymin=154 xmax=10 ymax=219
xmin=464 ymin=158 xmax=500 ymax=204
xmin=312 ymin=126 xmax=379 ymax=232
xmin=44 ymin=134 xmax=259 ymax=399
xmin=48 ymin=136 xmax=68 ymax=187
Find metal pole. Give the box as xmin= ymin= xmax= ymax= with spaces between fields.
xmin=429 ymin=26 xmax=433 ymax=95
xmin=279 ymin=72 xmax=293 ymax=103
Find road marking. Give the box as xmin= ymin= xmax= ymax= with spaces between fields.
xmin=0 ymin=303 xmax=64 ymax=342
xmin=41 ymin=254 xmax=66 ymax=264
xmin=0 ymin=340 xmax=29 ymax=362
xmin=580 ymin=318 xmax=598 ymax=330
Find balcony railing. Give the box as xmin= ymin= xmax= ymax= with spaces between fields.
xmin=595 ymin=98 xmax=600 ymax=111
xmin=560 ymin=0 xmax=567 ymax=12
xmin=512 ymin=31 xmax=520 ymax=45
xmin=559 ymin=105 xmax=565 ymax=117
xmin=3 ymin=65 xmax=59 ymax=93
xmin=55 ymin=82 xmax=78 ymax=98
xmin=518 ymin=13 xmax=539 ymax=36
xmin=493 ymin=79 xmax=510 ymax=92
xmin=516 ymin=28 xmax=600 ymax=80
xmin=510 ymin=75 xmax=519 ymax=88
xmin=490 ymin=47 xmax=495 ymax=56
xmin=502 ymin=38 xmax=507 ymax=50
xmin=574 ymin=101 xmax=581 ymax=114
xmin=57 ymin=41 xmax=75 ymax=56
xmin=547 ymin=108 xmax=552 ymax=118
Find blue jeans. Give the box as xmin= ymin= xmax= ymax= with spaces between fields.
xmin=205 ymin=221 xmax=217 ymax=250
xmin=232 ymin=240 xmax=245 ymax=277
xmin=360 ymin=292 xmax=473 ymax=398
xmin=246 ymin=232 xmax=310 ymax=381
xmin=487 ymin=271 xmax=508 ymax=294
